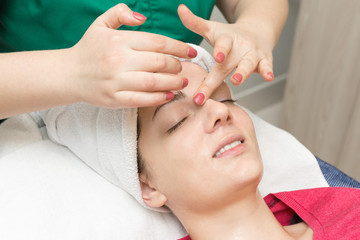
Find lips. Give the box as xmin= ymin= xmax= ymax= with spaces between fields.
xmin=212 ymin=135 xmax=245 ymax=158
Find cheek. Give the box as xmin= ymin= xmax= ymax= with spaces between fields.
xmin=154 ymin=133 xmax=207 ymax=190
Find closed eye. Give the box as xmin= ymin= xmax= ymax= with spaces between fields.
xmin=220 ymin=99 xmax=235 ymax=104
xmin=167 ymin=116 xmax=188 ymax=134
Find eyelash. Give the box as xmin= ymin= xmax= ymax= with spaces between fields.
xmin=220 ymin=99 xmax=235 ymax=104
xmin=166 ymin=99 xmax=235 ymax=134
xmin=167 ymin=117 xmax=188 ymax=134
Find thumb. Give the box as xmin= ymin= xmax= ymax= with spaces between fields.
xmin=93 ymin=3 xmax=147 ymax=29
xmin=177 ymin=4 xmax=211 ymax=40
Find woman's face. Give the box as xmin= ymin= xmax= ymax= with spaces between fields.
xmin=138 ymin=62 xmax=263 ymax=213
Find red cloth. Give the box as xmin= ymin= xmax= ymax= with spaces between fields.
xmin=178 ymin=187 xmax=360 ymax=240
xmin=266 ymin=187 xmax=360 ymax=240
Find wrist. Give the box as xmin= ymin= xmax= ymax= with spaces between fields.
xmin=55 ymin=47 xmax=83 ymax=105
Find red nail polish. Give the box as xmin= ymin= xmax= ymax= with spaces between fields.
xmin=216 ymin=52 xmax=225 ymax=63
xmin=266 ymin=72 xmax=274 ymax=81
xmin=133 ymin=12 xmax=147 ymax=21
xmin=165 ymin=92 xmax=174 ymax=100
xmin=182 ymin=78 xmax=189 ymax=88
xmin=193 ymin=93 xmax=205 ymax=105
xmin=187 ymin=48 xmax=197 ymax=58
xmin=233 ymin=73 xmax=243 ymax=83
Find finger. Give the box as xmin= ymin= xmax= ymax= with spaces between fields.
xmin=128 ymin=32 xmax=197 ymax=59
xmin=258 ymin=57 xmax=274 ymax=81
xmin=213 ymin=36 xmax=233 ymax=63
xmin=178 ymin=4 xmax=211 ymax=40
xmin=118 ymin=72 xmax=188 ymax=92
xmin=93 ymin=3 xmax=146 ymax=29
xmin=126 ymin=51 xmax=183 ymax=74
xmin=193 ymin=64 xmax=232 ymax=105
xmin=230 ymin=52 xmax=258 ymax=85
xmin=113 ymin=91 xmax=175 ymax=108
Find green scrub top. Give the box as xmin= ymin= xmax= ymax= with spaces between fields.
xmin=0 ymin=0 xmax=216 ymax=52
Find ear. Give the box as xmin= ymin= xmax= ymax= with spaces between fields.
xmin=139 ymin=175 xmax=167 ymax=208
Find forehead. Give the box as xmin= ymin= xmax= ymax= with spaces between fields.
xmin=180 ymin=61 xmax=207 ymax=95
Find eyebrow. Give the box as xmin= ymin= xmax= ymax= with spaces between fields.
xmin=152 ymin=91 xmax=185 ymax=121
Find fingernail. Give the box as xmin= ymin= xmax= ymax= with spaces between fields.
xmin=266 ymin=72 xmax=274 ymax=81
xmin=182 ymin=78 xmax=189 ymax=88
xmin=216 ymin=52 xmax=225 ymax=63
xmin=133 ymin=12 xmax=147 ymax=21
xmin=165 ymin=92 xmax=174 ymax=101
xmin=187 ymin=47 xmax=197 ymax=58
xmin=193 ymin=92 xmax=205 ymax=105
xmin=233 ymin=73 xmax=243 ymax=83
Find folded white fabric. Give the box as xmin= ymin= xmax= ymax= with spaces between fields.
xmin=0 ymin=140 xmax=186 ymax=240
xmin=0 ymin=113 xmax=44 ymax=157
xmin=39 ymin=44 xmax=328 ymax=212
xmin=40 ymin=105 xmax=144 ymax=206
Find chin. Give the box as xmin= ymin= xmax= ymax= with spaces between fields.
xmin=230 ymin=153 xmax=263 ymax=187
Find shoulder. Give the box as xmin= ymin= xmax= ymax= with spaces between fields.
xmin=273 ymin=187 xmax=360 ymax=239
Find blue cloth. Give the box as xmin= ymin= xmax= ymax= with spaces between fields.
xmin=316 ymin=156 xmax=360 ymax=188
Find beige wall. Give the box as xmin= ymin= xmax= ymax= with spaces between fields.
xmin=281 ymin=0 xmax=360 ymax=180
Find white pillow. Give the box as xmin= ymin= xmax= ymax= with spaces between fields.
xmin=0 ymin=113 xmax=328 ymax=240
xmin=0 ymin=140 xmax=186 ymax=240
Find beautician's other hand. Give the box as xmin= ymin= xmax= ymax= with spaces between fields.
xmin=70 ymin=3 xmax=196 ymax=108
xmin=178 ymin=4 xmax=275 ymax=105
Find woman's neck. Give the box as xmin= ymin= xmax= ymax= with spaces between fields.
xmin=175 ymin=190 xmax=310 ymax=240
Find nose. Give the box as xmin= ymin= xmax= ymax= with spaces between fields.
xmin=202 ymin=99 xmax=232 ymax=133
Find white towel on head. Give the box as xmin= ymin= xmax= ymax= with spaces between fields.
xmin=39 ymin=104 xmax=148 ymax=207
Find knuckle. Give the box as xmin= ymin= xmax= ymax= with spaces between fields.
xmin=260 ymin=58 xmax=272 ymax=69
xmin=109 ymin=34 xmax=122 ymax=45
xmin=174 ymin=60 xmax=182 ymax=72
xmin=166 ymin=58 xmax=181 ymax=74
xmin=216 ymin=35 xmax=231 ymax=47
xmin=212 ymin=65 xmax=230 ymax=76
xmin=169 ymin=77 xmax=182 ymax=89
xmin=217 ymin=66 xmax=229 ymax=75
xmin=154 ymin=55 xmax=167 ymax=69
xmin=100 ymin=55 xmax=117 ymax=71
xmin=199 ymin=83 xmax=210 ymax=94
xmin=241 ymin=57 xmax=256 ymax=68
xmin=126 ymin=94 xmax=141 ymax=107
xmin=143 ymin=75 xmax=157 ymax=89
xmin=99 ymin=93 xmax=116 ymax=108
xmin=152 ymin=36 xmax=166 ymax=51
xmin=116 ymin=3 xmax=127 ymax=12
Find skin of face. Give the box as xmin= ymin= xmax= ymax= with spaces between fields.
xmin=138 ymin=62 xmax=263 ymax=215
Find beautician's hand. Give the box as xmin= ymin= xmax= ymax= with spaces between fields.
xmin=70 ymin=3 xmax=196 ymax=108
xmin=178 ymin=4 xmax=274 ymax=105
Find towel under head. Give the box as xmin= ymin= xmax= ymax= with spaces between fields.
xmin=41 ymin=44 xmax=217 ymax=211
